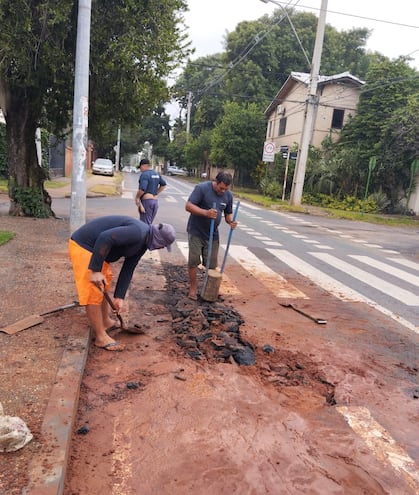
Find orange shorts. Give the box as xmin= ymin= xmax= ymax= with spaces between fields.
xmin=68 ymin=239 xmax=112 ymax=306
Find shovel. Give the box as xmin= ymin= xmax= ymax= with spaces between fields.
xmin=101 ymin=285 xmax=145 ymax=334
xmin=280 ymin=303 xmax=327 ymax=325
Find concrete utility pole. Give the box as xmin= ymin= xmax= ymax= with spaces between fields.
xmin=186 ymin=91 xmax=192 ymax=142
xmin=290 ymin=0 xmax=328 ymax=206
xmin=70 ymin=0 xmax=92 ymax=232
xmin=115 ymin=126 xmax=121 ymax=171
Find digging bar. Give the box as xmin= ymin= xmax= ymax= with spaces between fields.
xmin=280 ymin=303 xmax=327 ymax=325
xmin=0 ymin=301 xmax=79 ymax=335
xmin=200 ymin=202 xmax=216 ymax=299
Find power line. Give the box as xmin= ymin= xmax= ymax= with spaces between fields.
xmin=268 ymin=1 xmax=419 ymax=31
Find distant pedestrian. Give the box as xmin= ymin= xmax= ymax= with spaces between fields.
xmin=185 ymin=171 xmax=238 ymax=300
xmin=135 ymin=159 xmax=167 ymax=224
xmin=69 ymin=215 xmax=176 ymax=351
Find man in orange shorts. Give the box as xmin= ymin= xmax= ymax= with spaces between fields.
xmin=69 ymin=215 xmax=175 ymax=351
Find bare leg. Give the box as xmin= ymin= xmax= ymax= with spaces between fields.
xmin=101 ymin=297 xmax=117 ymax=329
xmin=188 ymin=266 xmax=198 ymax=300
xmin=86 ymin=304 xmax=124 ymax=351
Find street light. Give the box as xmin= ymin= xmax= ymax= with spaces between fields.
xmin=260 ymin=0 xmax=328 ymax=206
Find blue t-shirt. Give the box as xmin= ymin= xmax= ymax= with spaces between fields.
xmin=186 ymin=181 xmax=233 ymax=240
xmin=138 ymin=169 xmax=166 ymax=196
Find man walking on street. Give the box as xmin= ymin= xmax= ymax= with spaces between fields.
xmin=135 ymin=159 xmax=167 ymax=224
xmin=185 ymin=172 xmax=238 ymax=300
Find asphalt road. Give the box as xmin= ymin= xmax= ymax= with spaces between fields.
xmin=50 ymin=173 xmax=419 ymax=334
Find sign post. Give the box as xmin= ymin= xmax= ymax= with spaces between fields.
xmin=262 ymin=141 xmax=275 ymax=162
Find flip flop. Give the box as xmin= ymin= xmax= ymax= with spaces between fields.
xmin=106 ymin=324 xmax=120 ymax=332
xmin=96 ymin=341 xmax=125 ymax=352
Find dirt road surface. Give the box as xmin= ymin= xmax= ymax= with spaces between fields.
xmin=0 ymin=213 xmax=417 ymax=495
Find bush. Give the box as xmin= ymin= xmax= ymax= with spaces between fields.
xmin=303 ymin=193 xmax=379 ymax=213
xmin=260 ymin=177 xmax=282 ymax=200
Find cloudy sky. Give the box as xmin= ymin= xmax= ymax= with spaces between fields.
xmin=183 ymin=0 xmax=419 ymax=69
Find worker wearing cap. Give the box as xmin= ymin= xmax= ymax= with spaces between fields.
xmin=69 ymin=216 xmax=175 ymax=351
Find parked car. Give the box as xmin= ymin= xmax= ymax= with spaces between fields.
xmin=92 ymin=158 xmax=114 ymax=176
xmin=122 ymin=165 xmax=139 ymax=173
xmin=167 ymin=166 xmax=188 ymax=176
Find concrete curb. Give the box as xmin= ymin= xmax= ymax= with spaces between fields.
xmin=22 ymin=331 xmax=90 ymax=495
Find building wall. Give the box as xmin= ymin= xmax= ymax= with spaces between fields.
xmin=265 ymin=81 xmax=360 ymax=151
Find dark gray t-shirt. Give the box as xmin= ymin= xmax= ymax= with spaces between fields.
xmin=186 ymin=181 xmax=233 ymax=240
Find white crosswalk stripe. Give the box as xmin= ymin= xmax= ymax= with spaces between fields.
xmin=310 ymin=252 xmax=419 ymax=306
xmin=349 ymin=255 xmax=419 ymax=287
xmin=266 ymin=248 xmax=418 ymax=334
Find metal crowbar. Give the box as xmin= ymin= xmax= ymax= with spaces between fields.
xmin=280 ymin=303 xmax=327 ymax=325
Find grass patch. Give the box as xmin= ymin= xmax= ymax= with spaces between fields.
xmin=0 ymin=178 xmax=7 ymax=193
xmin=0 ymin=231 xmax=15 ymax=246
xmin=234 ymin=188 xmax=418 ymax=228
xmin=45 ymin=180 xmax=67 ymax=189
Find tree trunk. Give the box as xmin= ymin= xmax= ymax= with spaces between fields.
xmin=5 ymin=86 xmax=53 ymax=217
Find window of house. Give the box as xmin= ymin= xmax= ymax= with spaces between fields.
xmin=278 ymin=117 xmax=287 ymax=136
xmin=268 ymin=120 xmax=273 ymax=137
xmin=331 ymin=109 xmax=344 ymax=129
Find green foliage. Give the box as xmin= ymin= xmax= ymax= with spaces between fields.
xmin=335 ymin=58 xmax=419 ymax=207
xmin=303 ymin=193 xmax=379 ymax=213
xmin=260 ymin=177 xmax=282 ymax=200
xmin=0 ymin=0 xmax=190 ymax=216
xmin=210 ymin=102 xmax=266 ymax=186
xmin=0 ymin=231 xmax=15 ymax=246
xmin=10 ymin=184 xmax=52 ymax=218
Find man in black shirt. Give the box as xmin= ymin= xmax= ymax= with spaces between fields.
xmin=69 ymin=216 xmax=175 ymax=351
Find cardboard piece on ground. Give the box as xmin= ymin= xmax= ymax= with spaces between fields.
xmin=0 ymin=315 xmax=45 ymax=335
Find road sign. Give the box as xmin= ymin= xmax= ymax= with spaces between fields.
xmin=262 ymin=141 xmax=275 ymax=162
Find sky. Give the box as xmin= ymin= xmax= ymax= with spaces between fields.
xmin=183 ymin=0 xmax=419 ymax=70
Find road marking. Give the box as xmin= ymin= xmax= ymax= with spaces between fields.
xmin=310 ymin=252 xmax=419 ymax=306
xmin=225 ymin=245 xmax=307 ymax=299
xmin=349 ymin=255 xmax=419 ymax=287
xmin=267 ymin=249 xmax=418 ymax=333
xmin=389 ymin=258 xmax=419 ymax=271
xmin=337 ymin=406 xmax=419 ymax=492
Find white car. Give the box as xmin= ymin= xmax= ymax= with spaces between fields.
xmin=122 ymin=165 xmax=139 ymax=173
xmin=92 ymin=158 xmax=114 ymax=176
xmin=167 ymin=166 xmax=188 ymax=176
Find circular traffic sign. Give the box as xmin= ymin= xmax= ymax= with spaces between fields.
xmin=264 ymin=142 xmax=275 ymax=154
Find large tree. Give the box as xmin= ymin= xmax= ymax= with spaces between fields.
xmin=210 ymin=101 xmax=266 ymax=187
xmin=0 ymin=0 xmax=189 ymax=217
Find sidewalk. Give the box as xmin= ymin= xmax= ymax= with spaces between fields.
xmin=0 ymin=175 xmax=119 ymax=495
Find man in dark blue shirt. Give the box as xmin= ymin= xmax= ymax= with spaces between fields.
xmin=185 ymin=172 xmax=238 ymax=300
xmin=69 ymin=216 xmax=175 ymax=351
xmin=135 ymin=159 xmax=167 ymax=224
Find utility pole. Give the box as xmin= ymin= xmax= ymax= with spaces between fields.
xmin=290 ymin=0 xmax=328 ymax=206
xmin=70 ymin=0 xmax=92 ymax=232
xmin=185 ymin=91 xmax=192 ymax=142
xmin=115 ymin=126 xmax=121 ymax=171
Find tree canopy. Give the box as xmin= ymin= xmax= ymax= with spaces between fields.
xmin=0 ymin=0 xmax=189 ymax=216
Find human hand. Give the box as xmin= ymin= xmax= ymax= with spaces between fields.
xmin=230 ymin=220 xmax=238 ymax=230
xmin=206 ymin=208 xmax=217 ymax=219
xmin=90 ymin=271 xmax=106 ymax=288
xmin=113 ymin=298 xmax=124 ymax=313
xmin=138 ymin=204 xmax=145 ymax=213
